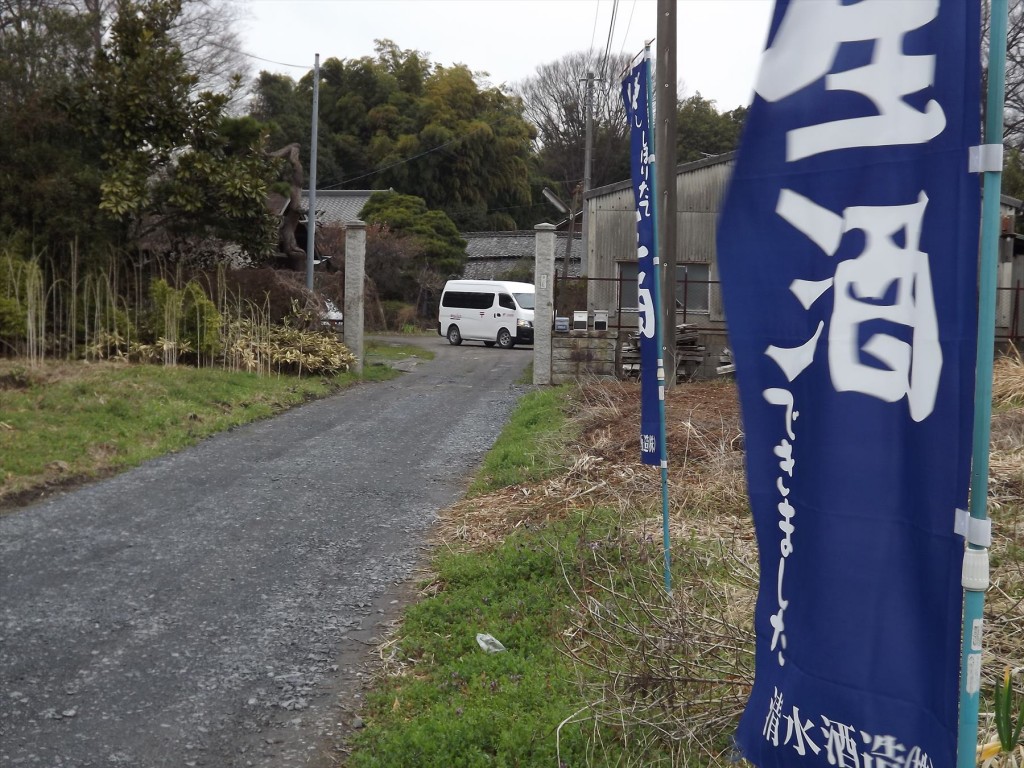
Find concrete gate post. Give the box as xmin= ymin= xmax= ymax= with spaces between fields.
xmin=344 ymin=220 xmax=366 ymax=374
xmin=533 ymin=223 xmax=557 ymax=386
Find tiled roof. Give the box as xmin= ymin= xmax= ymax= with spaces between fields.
xmin=300 ymin=189 xmax=382 ymax=225
xmin=462 ymin=231 xmax=582 ymax=279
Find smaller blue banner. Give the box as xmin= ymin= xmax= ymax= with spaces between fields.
xmin=622 ymin=58 xmax=661 ymax=466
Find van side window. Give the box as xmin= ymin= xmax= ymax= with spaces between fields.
xmin=498 ymin=294 xmax=515 ymax=310
xmin=442 ymin=291 xmax=494 ymax=310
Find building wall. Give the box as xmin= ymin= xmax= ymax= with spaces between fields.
xmin=585 ymin=154 xmax=734 ymax=324
xmin=550 ymin=331 xmax=618 ymax=385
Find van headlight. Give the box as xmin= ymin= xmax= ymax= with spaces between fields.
xmin=517 ymin=319 xmax=533 ymax=328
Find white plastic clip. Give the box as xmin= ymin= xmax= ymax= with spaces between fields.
xmin=969 ymin=144 xmax=1004 ymax=174
xmin=954 ymin=508 xmax=992 ymax=548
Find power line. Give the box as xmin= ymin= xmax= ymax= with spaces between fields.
xmin=600 ymin=0 xmax=620 ymax=79
xmin=590 ymin=0 xmax=602 ymax=53
xmin=619 ymin=0 xmax=639 ymax=61
xmin=323 ymin=125 xmax=491 ymax=188
xmin=201 ymin=38 xmax=310 ymax=71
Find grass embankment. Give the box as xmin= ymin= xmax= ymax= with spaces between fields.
xmin=346 ymin=387 xmax=605 ymax=767
xmin=344 ymin=357 xmax=1024 ymax=768
xmin=0 ymin=340 xmax=429 ymax=509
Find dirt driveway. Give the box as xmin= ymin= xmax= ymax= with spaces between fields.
xmin=0 ymin=336 xmax=532 ymax=767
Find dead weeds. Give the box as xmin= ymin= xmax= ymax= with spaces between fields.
xmin=433 ymin=358 xmax=1023 ymax=766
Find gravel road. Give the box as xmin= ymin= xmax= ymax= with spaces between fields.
xmin=0 ymin=336 xmax=532 ymax=767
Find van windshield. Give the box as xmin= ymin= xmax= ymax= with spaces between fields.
xmin=513 ymin=292 xmax=535 ymax=310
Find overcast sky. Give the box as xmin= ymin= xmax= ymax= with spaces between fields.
xmin=240 ymin=0 xmax=774 ymax=110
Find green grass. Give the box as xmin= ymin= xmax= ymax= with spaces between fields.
xmin=345 ymin=384 xmax=686 ymax=768
xmin=365 ymin=340 xmax=436 ymax=362
xmin=0 ymin=359 xmax=394 ymax=505
xmin=346 ymin=385 xmax=591 ymax=767
xmin=468 ymin=387 xmax=572 ymax=495
xmin=345 ymin=504 xmax=699 ymax=768
xmin=347 ymin=526 xmax=596 ymax=768
xmin=517 ymin=360 xmax=534 ymax=385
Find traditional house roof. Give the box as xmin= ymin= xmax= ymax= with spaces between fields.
xmin=299 ymin=189 xmax=387 ymax=226
xmin=462 ymin=231 xmax=582 ymax=280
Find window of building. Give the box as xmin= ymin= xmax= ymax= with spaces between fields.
xmin=616 ymin=262 xmax=710 ymax=314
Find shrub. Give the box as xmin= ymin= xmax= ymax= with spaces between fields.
xmin=225 ymin=319 xmax=355 ymax=376
xmin=0 ymin=249 xmax=43 ymax=355
xmin=148 ymin=278 xmax=222 ymax=357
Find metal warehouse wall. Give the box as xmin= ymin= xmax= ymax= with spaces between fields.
xmin=584 ymin=153 xmax=735 ymax=317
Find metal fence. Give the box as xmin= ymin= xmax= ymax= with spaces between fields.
xmin=554 ymin=274 xmax=1023 ymax=346
xmin=997 ymin=282 xmax=1023 ymax=346
xmin=553 ymin=274 xmax=726 ymax=332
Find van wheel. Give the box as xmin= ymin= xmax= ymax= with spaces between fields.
xmin=496 ymin=328 xmax=515 ymax=349
xmin=483 ymin=341 xmax=495 ymax=347
xmin=446 ymin=325 xmax=462 ymax=345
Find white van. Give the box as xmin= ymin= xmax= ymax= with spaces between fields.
xmin=437 ymin=280 xmax=535 ymax=348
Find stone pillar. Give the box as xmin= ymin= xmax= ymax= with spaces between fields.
xmin=533 ymin=223 xmax=557 ymax=386
xmin=344 ymin=220 xmax=366 ymax=374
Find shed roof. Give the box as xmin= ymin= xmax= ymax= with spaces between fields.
xmin=462 ymin=231 xmax=582 ymax=280
xmin=585 ymin=151 xmax=737 ymax=201
xmin=300 ymin=189 xmax=383 ymax=226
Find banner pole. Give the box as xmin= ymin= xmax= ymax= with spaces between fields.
xmin=957 ymin=2 xmax=1008 ymax=765
xmin=645 ymin=44 xmax=672 ymax=593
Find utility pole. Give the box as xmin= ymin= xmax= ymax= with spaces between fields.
xmin=655 ymin=0 xmax=677 ymax=386
xmin=305 ymin=53 xmax=320 ymax=292
xmin=581 ymin=71 xmax=595 ymax=281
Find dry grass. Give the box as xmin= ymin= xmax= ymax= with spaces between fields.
xmin=981 ymin=352 xmax=1024 ymax=762
xmin=433 ymin=355 xmax=1024 ymax=766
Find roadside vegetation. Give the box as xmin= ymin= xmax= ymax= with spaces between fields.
xmin=0 ymin=339 xmax=426 ymax=511
xmin=343 ymin=354 xmax=1024 ymax=768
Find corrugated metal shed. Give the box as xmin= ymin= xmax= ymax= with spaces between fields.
xmin=585 ymin=152 xmax=735 ymax=275
xmin=584 ymin=152 xmax=735 ymax=316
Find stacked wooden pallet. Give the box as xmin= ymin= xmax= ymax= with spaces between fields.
xmin=620 ymin=324 xmax=706 ymax=381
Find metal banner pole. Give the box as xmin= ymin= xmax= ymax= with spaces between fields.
xmin=644 ymin=44 xmax=672 ymax=593
xmin=957 ymin=2 xmax=1008 ymax=765
xmin=306 ymin=53 xmax=320 ymax=292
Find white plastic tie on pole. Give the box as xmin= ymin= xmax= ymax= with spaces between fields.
xmin=969 ymin=143 xmax=1004 ymax=173
xmin=966 ymin=653 xmax=982 ymax=695
xmin=954 ymin=508 xmax=992 ymax=547
xmin=962 ymin=549 xmax=990 ymax=591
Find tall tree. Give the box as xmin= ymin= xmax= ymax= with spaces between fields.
xmin=0 ymin=0 xmax=267 ymax=262
xmin=0 ymin=0 xmax=108 ymax=253
xmin=250 ymin=40 xmax=535 ymax=231
xmin=515 ymin=50 xmax=633 ymax=224
xmin=79 ymin=0 xmax=277 ymax=258
xmin=987 ymin=0 xmax=1024 ymax=149
xmin=676 ymin=94 xmax=747 ymax=163
xmin=71 ymin=0 xmax=250 ymax=95
xmin=359 ymin=191 xmax=466 ymax=278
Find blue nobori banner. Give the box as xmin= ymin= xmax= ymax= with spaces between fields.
xmin=622 ymin=56 xmax=661 ymax=466
xmin=717 ymin=2 xmax=980 ymax=767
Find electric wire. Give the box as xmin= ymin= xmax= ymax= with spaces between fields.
xmin=202 ymin=38 xmax=310 ymax=71
xmin=618 ymin=0 xmax=639 ymax=61
xmin=590 ymin=0 xmax=602 ymax=54
xmin=321 ymin=124 xmax=491 ymax=188
xmin=600 ymin=0 xmax=620 ymax=79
